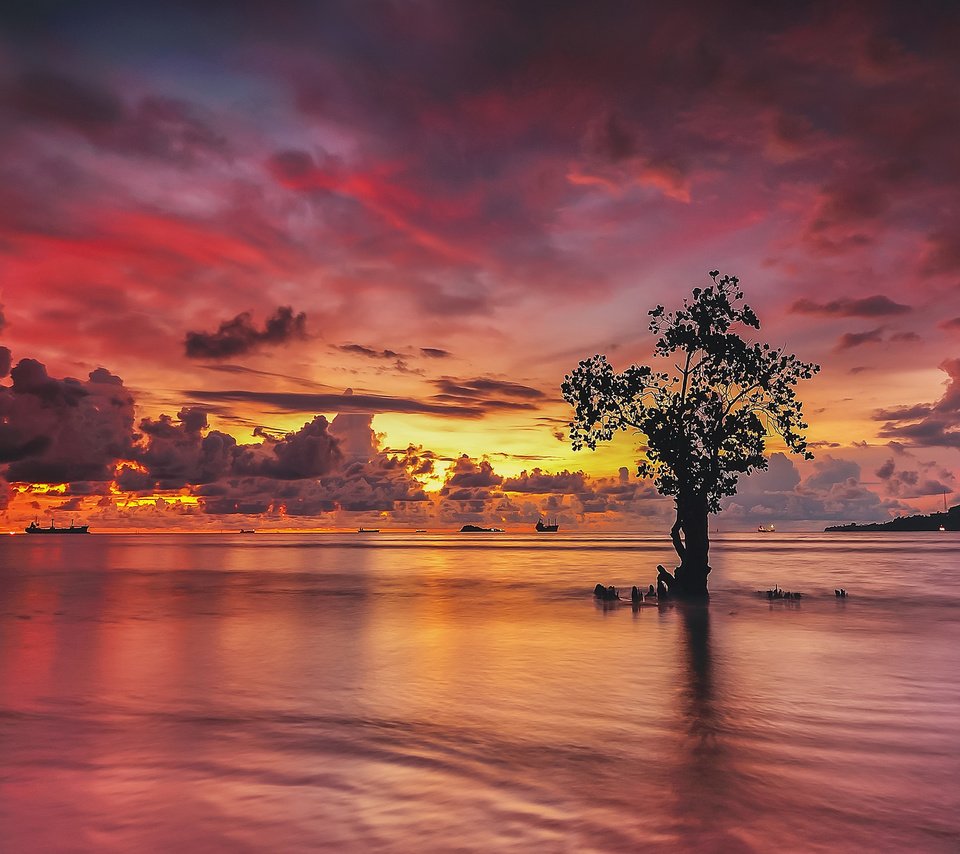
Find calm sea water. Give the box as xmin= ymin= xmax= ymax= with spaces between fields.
xmin=0 ymin=532 xmax=958 ymax=852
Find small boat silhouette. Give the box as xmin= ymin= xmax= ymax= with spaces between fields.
xmin=357 ymin=528 xmax=380 ymax=533
xmin=536 ymin=517 xmax=559 ymax=532
xmin=757 ymin=524 xmax=775 ymax=533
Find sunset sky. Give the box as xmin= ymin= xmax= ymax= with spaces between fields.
xmin=1 ymin=0 xmax=959 ymax=530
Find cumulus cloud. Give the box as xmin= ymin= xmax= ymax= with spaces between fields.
xmin=185 ymin=307 xmax=307 ymax=359
xmin=441 ymin=454 xmax=503 ymax=495
xmin=0 ymin=359 xmax=135 ymax=483
xmin=238 ymin=416 xmax=342 ymax=479
xmin=434 ymin=456 xmax=664 ymax=525
xmin=502 ymin=468 xmax=588 ymax=494
xmin=312 ymin=453 xmax=429 ymax=513
xmin=392 ymin=444 xmax=438 ymax=477
xmin=720 ymin=452 xmax=903 ymax=524
xmin=803 ymin=455 xmax=861 ymax=490
xmin=130 ymin=407 xmax=237 ymax=489
xmin=875 ymin=358 xmax=960 ymax=447
xmin=191 ymin=429 xmax=428 ymax=517
xmin=79 ymin=379 xmax=443 ymax=522
xmin=572 ymin=467 xmax=663 ymax=516
xmin=328 ymin=395 xmax=378 ymax=463
xmin=128 ymin=408 xmax=343 ymax=490
xmin=877 ymin=456 xmax=953 ymax=498
xmin=876 ymin=458 xmax=895 ymax=480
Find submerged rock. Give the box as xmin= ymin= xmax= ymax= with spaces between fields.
xmin=759 ymin=586 xmax=803 ymax=600
xmin=593 ymin=583 xmax=620 ymax=601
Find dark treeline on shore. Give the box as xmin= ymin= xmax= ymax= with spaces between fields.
xmin=826 ymin=505 xmax=960 ymax=532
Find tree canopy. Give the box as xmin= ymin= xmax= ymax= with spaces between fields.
xmin=562 ymin=272 xmax=820 ymax=514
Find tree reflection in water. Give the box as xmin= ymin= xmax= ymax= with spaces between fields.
xmin=671 ymin=603 xmax=745 ymax=849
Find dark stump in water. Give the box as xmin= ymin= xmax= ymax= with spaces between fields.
xmin=593 ymin=583 xmax=620 ymax=601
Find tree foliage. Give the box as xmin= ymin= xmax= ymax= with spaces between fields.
xmin=562 ymin=272 xmax=819 ymax=513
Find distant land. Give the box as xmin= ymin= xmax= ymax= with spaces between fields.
xmin=825 ymin=505 xmax=960 ymax=532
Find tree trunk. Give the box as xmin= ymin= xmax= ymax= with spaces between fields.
xmin=668 ymin=490 xmax=711 ymax=599
xmin=670 ymin=504 xmax=686 ymax=563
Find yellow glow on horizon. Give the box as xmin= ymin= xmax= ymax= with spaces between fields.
xmin=117 ymin=493 xmax=201 ymax=508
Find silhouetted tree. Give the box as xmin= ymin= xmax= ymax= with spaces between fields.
xmin=562 ymin=272 xmax=819 ymax=598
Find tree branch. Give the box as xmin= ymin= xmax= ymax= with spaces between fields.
xmin=723 ymin=382 xmax=763 ymax=418
xmin=679 ymin=348 xmax=693 ymax=406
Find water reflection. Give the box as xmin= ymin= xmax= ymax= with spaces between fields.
xmin=680 ymin=603 xmax=716 ymax=740
xmin=0 ymin=535 xmax=958 ymax=851
xmin=672 ymin=603 xmax=747 ymax=850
